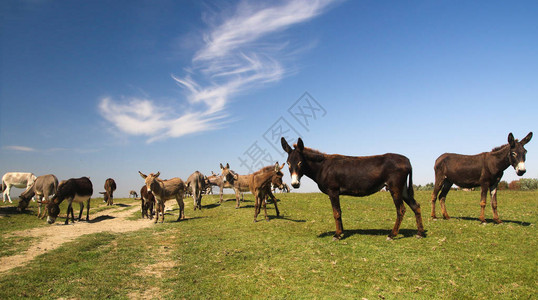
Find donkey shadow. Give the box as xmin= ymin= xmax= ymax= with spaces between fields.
xmin=318 ymin=228 xmax=427 ymax=240
xmin=267 ymin=214 xmax=306 ymax=223
xmin=87 ymin=215 xmax=116 ymax=223
xmin=452 ymin=216 xmax=532 ymax=226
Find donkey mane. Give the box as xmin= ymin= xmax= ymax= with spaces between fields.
xmin=491 ymin=143 xmax=510 ymax=153
xmin=253 ymin=165 xmax=276 ymax=175
xmin=300 ymin=146 xmax=350 ymax=162
xmin=299 ymin=146 xmax=327 ymax=162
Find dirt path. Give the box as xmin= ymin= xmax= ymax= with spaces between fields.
xmin=0 ymin=203 xmax=156 ymax=273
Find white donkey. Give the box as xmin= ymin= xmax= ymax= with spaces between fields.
xmin=1 ymin=172 xmax=37 ymax=203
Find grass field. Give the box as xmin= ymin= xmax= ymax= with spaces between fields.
xmin=0 ymin=190 xmax=536 ymax=299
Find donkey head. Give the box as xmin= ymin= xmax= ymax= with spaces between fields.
xmin=271 ymin=162 xmax=286 ymax=189
xmin=220 ymin=163 xmax=236 ymax=183
xmin=508 ymin=132 xmax=532 ymax=176
xmin=139 ymin=171 xmax=161 ymax=193
xmin=17 ymin=189 xmax=33 ymax=212
xmin=45 ymin=197 xmax=61 ymax=224
xmin=281 ymin=137 xmax=305 ymax=188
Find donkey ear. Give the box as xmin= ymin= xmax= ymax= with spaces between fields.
xmin=220 ymin=163 xmax=224 ymax=170
xmin=139 ymin=171 xmax=147 ymax=179
xmin=296 ymin=138 xmax=304 ymax=152
xmin=274 ymin=162 xmax=280 ymax=171
xmin=155 ymin=171 xmax=160 ymax=178
xmin=280 ymin=162 xmax=285 ymax=170
xmin=521 ymin=132 xmax=533 ymax=145
xmin=281 ymin=137 xmax=292 ymax=154
xmin=226 ymin=163 xmax=230 ymax=169
xmin=508 ymin=133 xmax=516 ymax=148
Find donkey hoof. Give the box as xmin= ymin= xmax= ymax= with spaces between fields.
xmin=386 ymin=236 xmax=394 ymax=241
xmin=493 ymin=219 xmax=503 ymax=224
xmin=415 ymin=234 xmax=424 ymax=239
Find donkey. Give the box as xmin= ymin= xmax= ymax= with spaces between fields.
xmin=207 ymin=171 xmax=235 ymax=203
xmin=282 ymin=137 xmax=425 ymax=240
xmin=186 ymin=171 xmax=206 ymax=210
xmin=250 ymin=162 xmax=285 ymax=222
xmin=431 ymin=132 xmax=532 ymax=223
xmin=138 ymin=185 xmax=155 ymax=220
xmin=2 ymin=172 xmax=36 ymax=203
xmin=220 ymin=163 xmax=249 ymax=209
xmin=45 ymin=177 xmax=93 ymax=225
xmin=138 ymin=171 xmax=186 ymax=223
xmin=129 ymin=190 xmax=139 ymax=198
xmin=18 ymin=174 xmax=58 ymax=219
xmin=100 ymin=178 xmax=117 ymax=206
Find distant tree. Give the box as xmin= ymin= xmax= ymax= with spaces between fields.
xmin=519 ymin=178 xmax=538 ymax=190
xmin=415 ymin=182 xmax=434 ymax=191
xmin=508 ymin=180 xmax=521 ymax=190
xmin=497 ymin=181 xmax=509 ymax=190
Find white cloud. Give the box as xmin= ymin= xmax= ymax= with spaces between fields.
xmin=99 ymin=0 xmax=338 ymax=143
xmin=3 ymin=145 xmax=36 ymax=152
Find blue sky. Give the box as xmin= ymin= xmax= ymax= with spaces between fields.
xmin=1 ymin=0 xmax=536 ymax=197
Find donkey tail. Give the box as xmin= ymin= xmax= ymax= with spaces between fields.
xmin=407 ymin=168 xmax=414 ymax=200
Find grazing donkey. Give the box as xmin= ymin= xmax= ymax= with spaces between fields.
xmin=431 ymin=132 xmax=532 ymax=223
xmin=18 ymin=174 xmax=59 ymax=219
xmin=282 ymin=137 xmax=424 ymax=240
xmin=129 ymin=190 xmax=139 ymax=198
xmin=220 ymin=163 xmax=249 ymax=209
xmin=45 ymin=177 xmax=93 ymax=225
xmin=186 ymin=171 xmax=206 ymax=211
xmin=138 ymin=171 xmax=186 ymax=223
xmin=250 ymin=162 xmax=285 ymax=222
xmin=101 ymin=178 xmax=117 ymax=206
xmin=2 ymin=172 xmax=36 ymax=203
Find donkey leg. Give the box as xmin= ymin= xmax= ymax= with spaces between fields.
xmin=253 ymin=195 xmax=260 ymax=222
xmin=177 ymin=195 xmax=185 ymax=221
xmin=438 ymin=182 xmax=452 ymax=220
xmin=78 ymin=202 xmax=84 ymax=221
xmin=154 ymin=202 xmax=160 ymax=224
xmin=479 ymin=185 xmax=488 ymax=223
xmin=389 ymin=190 xmax=406 ymax=240
xmin=430 ymin=179 xmax=444 ymax=219
xmin=328 ymin=191 xmax=344 ymax=240
xmin=272 ymin=194 xmax=280 ymax=217
xmin=85 ymin=199 xmax=90 ymax=221
xmin=490 ymin=186 xmax=502 ymax=224
xmin=65 ymin=204 xmax=73 ymax=225
xmin=235 ymin=189 xmax=241 ymax=209
xmin=403 ymin=196 xmax=425 ymax=238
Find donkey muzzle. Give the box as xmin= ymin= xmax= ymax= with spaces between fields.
xmin=516 ymin=162 xmax=526 ymax=176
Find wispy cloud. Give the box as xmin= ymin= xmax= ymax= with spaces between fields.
xmin=99 ymin=0 xmax=338 ymax=143
xmin=3 ymin=145 xmax=36 ymax=152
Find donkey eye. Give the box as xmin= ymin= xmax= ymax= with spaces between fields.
xmin=298 ymin=161 xmax=302 ymax=167
xmin=511 ymin=152 xmax=517 ymax=157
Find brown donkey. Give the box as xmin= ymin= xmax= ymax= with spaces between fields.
xmin=282 ymin=137 xmax=424 ymax=240
xmin=249 ymin=162 xmax=285 ymax=222
xmin=139 ymin=171 xmax=186 ymax=223
xmin=220 ymin=163 xmax=249 ymax=208
xmin=431 ymin=132 xmax=532 ymax=223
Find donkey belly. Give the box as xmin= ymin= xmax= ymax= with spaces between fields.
xmin=71 ymin=194 xmax=91 ymax=203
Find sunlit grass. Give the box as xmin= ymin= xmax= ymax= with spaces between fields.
xmin=0 ymin=191 xmax=536 ymax=299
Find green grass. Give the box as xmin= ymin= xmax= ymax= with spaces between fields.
xmin=1 ymin=191 xmax=536 ymax=299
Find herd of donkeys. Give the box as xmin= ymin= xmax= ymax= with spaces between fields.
xmin=1 ymin=132 xmax=532 ymax=240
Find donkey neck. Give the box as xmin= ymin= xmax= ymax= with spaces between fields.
xmin=303 ymin=156 xmax=325 ymax=183
xmin=488 ymin=145 xmax=511 ymax=173
xmin=255 ymin=170 xmax=274 ymax=188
